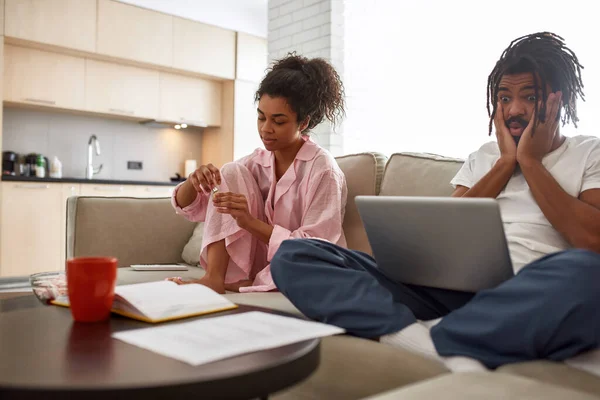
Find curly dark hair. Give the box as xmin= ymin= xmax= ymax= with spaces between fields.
xmin=255 ymin=52 xmax=345 ymax=134
xmin=487 ymin=32 xmax=585 ymax=136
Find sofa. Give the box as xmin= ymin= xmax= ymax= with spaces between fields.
xmin=66 ymin=152 xmax=600 ymax=399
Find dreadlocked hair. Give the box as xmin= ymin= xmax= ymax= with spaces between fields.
xmin=486 ymin=32 xmax=585 ymax=136
xmin=255 ymin=52 xmax=345 ymax=134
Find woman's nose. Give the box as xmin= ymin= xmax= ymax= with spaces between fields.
xmin=261 ymin=120 xmax=274 ymax=133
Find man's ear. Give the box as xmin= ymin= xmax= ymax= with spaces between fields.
xmin=299 ymin=116 xmax=311 ymax=133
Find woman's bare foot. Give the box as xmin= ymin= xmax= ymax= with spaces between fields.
xmin=224 ymin=279 xmax=253 ymax=292
xmin=167 ymin=276 xmax=226 ymax=294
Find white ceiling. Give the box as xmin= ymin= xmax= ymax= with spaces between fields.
xmin=118 ymin=0 xmax=268 ymax=38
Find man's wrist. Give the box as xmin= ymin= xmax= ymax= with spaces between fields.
xmin=496 ymin=156 xmax=517 ymax=172
xmin=518 ymin=156 xmax=543 ymax=171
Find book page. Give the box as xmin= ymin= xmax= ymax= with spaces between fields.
xmin=112 ymin=311 xmax=345 ymax=366
xmin=114 ymin=281 xmax=235 ymax=321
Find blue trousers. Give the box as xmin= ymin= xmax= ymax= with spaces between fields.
xmin=271 ymin=239 xmax=600 ymax=369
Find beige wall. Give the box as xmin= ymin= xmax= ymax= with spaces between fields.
xmin=202 ymin=81 xmax=235 ymax=168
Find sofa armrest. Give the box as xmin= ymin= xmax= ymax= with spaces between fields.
xmin=66 ymin=197 xmax=196 ymax=267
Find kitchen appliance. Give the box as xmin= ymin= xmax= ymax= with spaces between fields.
xmin=2 ymin=151 xmax=17 ymax=175
xmin=24 ymin=153 xmax=49 ymax=177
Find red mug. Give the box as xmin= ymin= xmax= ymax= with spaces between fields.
xmin=66 ymin=257 xmax=118 ymax=322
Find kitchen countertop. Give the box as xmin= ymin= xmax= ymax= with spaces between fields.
xmin=1 ymin=175 xmax=181 ymax=187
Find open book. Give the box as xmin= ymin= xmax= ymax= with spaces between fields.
xmin=52 ymin=281 xmax=237 ymax=323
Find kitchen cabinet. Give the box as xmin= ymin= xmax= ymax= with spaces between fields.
xmin=4 ymin=45 xmax=85 ymax=110
xmin=0 ymin=182 xmax=176 ymax=277
xmin=159 ymin=73 xmax=222 ymax=127
xmin=0 ymin=41 xmax=4 ymax=137
xmin=85 ymin=59 xmax=159 ymax=119
xmin=236 ymin=33 xmax=268 ymax=82
xmin=97 ymin=0 xmax=172 ymax=67
xmin=0 ymin=182 xmax=65 ymax=276
xmin=172 ymin=17 xmax=236 ymax=79
xmin=0 ymin=0 xmax=5 ymax=34
xmin=136 ymin=186 xmax=175 ymax=198
xmin=4 ymin=0 xmax=97 ymax=53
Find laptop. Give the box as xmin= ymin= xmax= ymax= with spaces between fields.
xmin=355 ymin=196 xmax=514 ymax=292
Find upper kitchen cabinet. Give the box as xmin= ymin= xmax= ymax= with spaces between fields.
xmin=236 ymin=33 xmax=268 ymax=82
xmin=4 ymin=0 xmax=97 ymax=53
xmin=85 ymin=59 xmax=160 ymax=119
xmin=4 ymin=45 xmax=85 ymax=110
xmin=97 ymin=0 xmax=173 ymax=67
xmin=159 ymin=73 xmax=222 ymax=127
xmin=0 ymin=0 xmax=5 ymax=35
xmin=172 ymin=17 xmax=236 ymax=79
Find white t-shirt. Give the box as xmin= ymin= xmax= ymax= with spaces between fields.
xmin=451 ymin=135 xmax=600 ymax=272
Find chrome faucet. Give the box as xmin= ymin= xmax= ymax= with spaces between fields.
xmin=86 ymin=135 xmax=103 ymax=179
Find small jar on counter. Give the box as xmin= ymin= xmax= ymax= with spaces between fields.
xmin=36 ymin=155 xmax=46 ymax=178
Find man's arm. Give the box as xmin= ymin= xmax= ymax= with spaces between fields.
xmin=519 ymin=158 xmax=600 ymax=252
xmin=452 ymin=157 xmax=516 ymax=198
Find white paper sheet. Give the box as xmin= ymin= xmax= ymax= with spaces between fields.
xmin=112 ymin=311 xmax=345 ymax=366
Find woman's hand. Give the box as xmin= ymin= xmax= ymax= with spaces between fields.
xmin=213 ymin=192 xmax=255 ymax=229
xmin=188 ymin=164 xmax=221 ymax=195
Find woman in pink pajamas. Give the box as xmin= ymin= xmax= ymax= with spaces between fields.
xmin=169 ymin=54 xmax=347 ymax=293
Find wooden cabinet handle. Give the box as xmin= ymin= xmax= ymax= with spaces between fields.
xmin=15 ymin=184 xmax=50 ymax=189
xmin=24 ymin=98 xmax=56 ymax=105
xmin=108 ymin=108 xmax=134 ymax=115
xmin=93 ymin=186 xmax=124 ymax=192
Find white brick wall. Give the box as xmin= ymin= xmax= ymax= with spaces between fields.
xmin=267 ymin=0 xmax=345 ymax=155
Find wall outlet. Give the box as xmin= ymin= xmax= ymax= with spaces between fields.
xmin=127 ymin=161 xmax=143 ymax=170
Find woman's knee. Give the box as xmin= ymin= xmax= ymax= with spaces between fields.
xmin=220 ymin=162 xmax=252 ymax=184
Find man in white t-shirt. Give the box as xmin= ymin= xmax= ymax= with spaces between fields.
xmin=270 ymin=32 xmax=600 ymax=369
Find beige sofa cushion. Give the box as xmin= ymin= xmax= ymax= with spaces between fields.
xmin=379 ymin=153 xmax=464 ymax=197
xmin=225 ymin=292 xmax=301 ymax=316
xmin=335 ymin=152 xmax=387 ymax=254
xmin=67 ymin=197 xmax=195 ymax=267
xmin=498 ymin=361 xmax=600 ymax=397
xmin=274 ymin=336 xmax=448 ymax=400
xmin=366 ymin=372 xmax=598 ymax=400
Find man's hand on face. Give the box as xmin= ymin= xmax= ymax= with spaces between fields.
xmin=517 ymin=91 xmax=562 ymax=164
xmin=494 ymin=102 xmax=518 ymax=164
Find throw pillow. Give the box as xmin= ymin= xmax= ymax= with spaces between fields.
xmin=181 ymin=222 xmax=204 ymax=266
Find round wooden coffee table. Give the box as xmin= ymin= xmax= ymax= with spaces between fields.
xmin=0 ymin=296 xmax=320 ymax=399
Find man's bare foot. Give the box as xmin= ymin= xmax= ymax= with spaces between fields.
xmin=167 ymin=276 xmax=225 ymax=294
xmin=224 ymin=279 xmax=253 ymax=292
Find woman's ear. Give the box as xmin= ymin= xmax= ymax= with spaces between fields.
xmin=298 ymin=116 xmax=311 ymax=133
